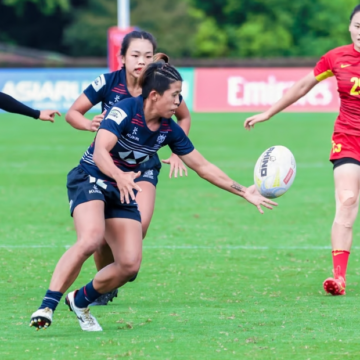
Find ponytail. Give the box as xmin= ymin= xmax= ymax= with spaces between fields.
xmin=153 ymin=52 xmax=170 ymax=63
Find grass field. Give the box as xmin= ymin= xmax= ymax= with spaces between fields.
xmin=1 ymin=111 xmax=360 ymax=360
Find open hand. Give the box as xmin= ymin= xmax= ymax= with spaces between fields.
xmin=162 ymin=153 xmax=188 ymax=178
xmin=115 ymin=171 xmax=142 ymax=204
xmin=243 ymin=185 xmax=278 ymax=214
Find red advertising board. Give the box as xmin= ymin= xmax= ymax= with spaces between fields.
xmin=108 ymin=26 xmax=134 ymax=72
xmin=194 ymin=68 xmax=339 ymax=112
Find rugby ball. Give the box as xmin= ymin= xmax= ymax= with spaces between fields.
xmin=254 ymin=146 xmax=296 ymax=199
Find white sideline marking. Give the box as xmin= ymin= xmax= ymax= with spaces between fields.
xmin=0 ymin=244 xmax=359 ymax=250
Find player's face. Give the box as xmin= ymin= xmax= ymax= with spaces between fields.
xmin=122 ymin=39 xmax=154 ymax=78
xmin=349 ymin=12 xmax=360 ymax=51
xmin=156 ymin=81 xmax=182 ymax=118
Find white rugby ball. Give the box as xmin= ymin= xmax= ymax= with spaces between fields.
xmin=254 ymin=146 xmax=296 ymax=199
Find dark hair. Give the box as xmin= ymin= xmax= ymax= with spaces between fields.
xmin=350 ymin=5 xmax=360 ymax=21
xmin=120 ymin=30 xmax=157 ymax=56
xmin=139 ymin=62 xmax=183 ymax=99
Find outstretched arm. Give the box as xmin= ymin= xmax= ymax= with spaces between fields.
xmin=180 ymin=149 xmax=277 ymax=213
xmin=244 ymin=71 xmax=318 ymax=129
xmin=0 ymin=92 xmax=60 ymax=121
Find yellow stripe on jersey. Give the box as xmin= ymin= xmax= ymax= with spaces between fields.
xmin=315 ymin=70 xmax=334 ymax=82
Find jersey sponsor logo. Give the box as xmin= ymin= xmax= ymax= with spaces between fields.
xmin=114 ymin=95 xmax=121 ymax=103
xmin=118 ymin=150 xmax=150 ymax=165
xmin=157 ymin=133 xmax=167 ymax=144
xmin=127 ymin=133 xmax=139 ymax=141
xmin=143 ymin=170 xmax=154 ymax=179
xmin=89 ymin=185 xmax=102 ymax=194
xmin=340 ymin=64 xmax=351 ymax=68
xmin=106 ymin=107 xmax=127 ymax=124
xmin=92 ymin=74 xmax=106 ymax=92
xmin=126 ymin=127 xmax=139 ymax=141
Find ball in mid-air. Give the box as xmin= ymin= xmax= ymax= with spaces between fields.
xmin=254 ymin=146 xmax=296 ymax=199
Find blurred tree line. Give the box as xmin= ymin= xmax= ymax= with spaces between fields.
xmin=0 ymin=0 xmax=359 ymax=58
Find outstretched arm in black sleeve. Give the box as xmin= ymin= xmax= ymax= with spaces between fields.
xmin=0 ymin=92 xmax=61 ymax=122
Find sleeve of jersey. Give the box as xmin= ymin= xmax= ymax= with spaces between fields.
xmin=83 ymin=73 xmax=107 ymax=105
xmin=99 ymin=105 xmax=129 ymax=138
xmin=168 ymin=121 xmax=194 ymax=156
xmin=314 ymin=53 xmax=334 ymax=82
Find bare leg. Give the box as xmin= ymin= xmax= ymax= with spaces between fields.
xmin=92 ymin=218 xmax=143 ymax=293
xmin=331 ymin=164 xmax=360 ymax=251
xmin=92 ymin=181 xmax=156 ymax=271
xmin=324 ymin=163 xmax=360 ymax=295
xmin=49 ymin=201 xmax=105 ymax=293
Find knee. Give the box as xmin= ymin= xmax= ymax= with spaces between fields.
xmin=335 ymin=189 xmax=359 ymax=227
xmin=76 ymin=229 xmax=104 ymax=258
xmin=120 ymin=258 xmax=142 ymax=281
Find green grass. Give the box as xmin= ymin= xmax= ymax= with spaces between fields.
xmin=1 ymin=111 xmax=359 ymax=359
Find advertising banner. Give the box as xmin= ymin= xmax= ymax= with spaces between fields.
xmin=178 ymin=68 xmax=194 ymax=111
xmin=0 ymin=68 xmax=194 ymax=113
xmin=0 ymin=68 xmax=108 ymax=113
xmin=194 ymin=68 xmax=339 ymax=112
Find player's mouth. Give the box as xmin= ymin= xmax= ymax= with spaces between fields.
xmin=134 ymin=67 xmax=143 ymax=73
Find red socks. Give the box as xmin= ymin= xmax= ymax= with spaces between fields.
xmin=332 ymin=250 xmax=350 ymax=280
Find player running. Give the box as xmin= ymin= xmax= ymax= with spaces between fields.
xmin=30 ymin=61 xmax=277 ymax=331
xmin=0 ymin=92 xmax=60 ymax=121
xmin=65 ymin=30 xmax=191 ymax=305
xmin=244 ymin=4 xmax=360 ymax=296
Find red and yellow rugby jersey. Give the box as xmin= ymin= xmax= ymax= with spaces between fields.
xmin=314 ymin=44 xmax=360 ymax=136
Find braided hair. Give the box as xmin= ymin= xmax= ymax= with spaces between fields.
xmin=139 ymin=62 xmax=182 ymax=99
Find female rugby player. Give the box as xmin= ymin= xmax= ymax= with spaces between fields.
xmin=65 ymin=31 xmax=190 ymax=305
xmin=0 ymin=91 xmax=60 ymax=121
xmin=244 ymin=4 xmax=360 ymax=296
xmin=30 ymin=62 xmax=277 ymax=331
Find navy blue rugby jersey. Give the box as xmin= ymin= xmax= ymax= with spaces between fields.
xmin=80 ymin=96 xmax=194 ymax=182
xmin=84 ymin=68 xmax=183 ymax=112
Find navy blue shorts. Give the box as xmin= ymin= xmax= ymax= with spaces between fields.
xmin=135 ymin=154 xmax=161 ymax=187
xmin=67 ymin=166 xmax=141 ymax=222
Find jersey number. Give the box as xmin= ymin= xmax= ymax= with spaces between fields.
xmin=350 ymin=77 xmax=360 ymax=96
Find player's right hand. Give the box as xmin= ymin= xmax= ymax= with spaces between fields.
xmin=88 ymin=111 xmax=106 ymax=132
xmin=115 ymin=171 xmax=142 ymax=204
xmin=39 ymin=109 xmax=61 ymax=122
xmin=244 ymin=112 xmax=270 ymax=130
xmin=243 ymin=185 xmax=278 ymax=214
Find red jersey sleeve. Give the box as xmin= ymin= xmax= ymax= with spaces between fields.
xmin=314 ymin=51 xmax=334 ymax=82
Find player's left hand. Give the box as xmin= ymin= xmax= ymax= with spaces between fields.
xmin=38 ymin=109 xmax=61 ymax=122
xmin=162 ymin=153 xmax=188 ymax=178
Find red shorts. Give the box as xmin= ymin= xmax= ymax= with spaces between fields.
xmin=330 ymin=132 xmax=360 ymax=162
